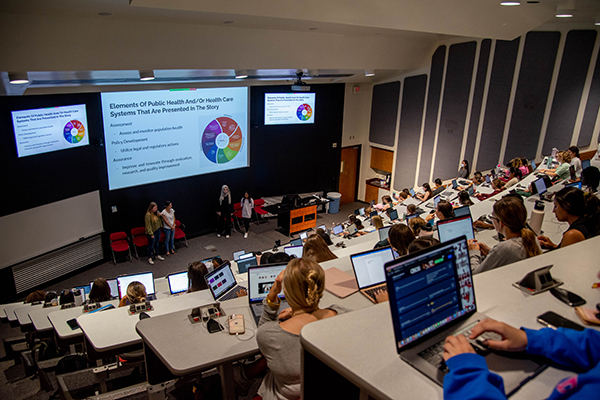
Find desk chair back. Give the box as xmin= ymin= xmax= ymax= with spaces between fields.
xmin=253 ymin=198 xmax=269 ymax=222
xmin=130 ymin=227 xmax=148 ymax=259
xmin=109 ymin=232 xmax=132 ymax=265
xmin=174 ymin=220 xmax=189 ymax=247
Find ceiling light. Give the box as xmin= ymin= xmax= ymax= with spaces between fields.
xmin=8 ymin=72 xmax=29 ymax=84
xmin=139 ymin=70 xmax=155 ymax=81
xmin=500 ymin=1 xmax=520 ymax=6
xmin=556 ymin=5 xmax=573 ymax=17
xmin=365 ymin=70 xmax=375 ymax=77
xmin=596 ymin=16 xmax=600 ymax=26
xmin=235 ymin=70 xmax=248 ymax=79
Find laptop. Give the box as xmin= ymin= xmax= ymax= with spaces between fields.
xmin=354 ymin=209 xmax=361 ymax=215
xmin=468 ymin=185 xmax=475 ymax=196
xmin=532 ymin=176 xmax=551 ymax=201
xmin=89 ymin=278 xmax=119 ymax=299
xmin=236 ymin=253 xmax=257 ymax=274
xmin=299 ymin=231 xmax=308 ymax=240
xmin=378 ymin=226 xmax=392 ymax=242
xmin=350 ymin=247 xmax=395 ymax=303
xmin=117 ymin=272 xmax=156 ymax=301
xmin=485 ymin=175 xmax=491 ymax=184
xmin=569 ymin=165 xmax=576 ymax=181
xmin=284 ymin=245 xmax=303 ymax=258
xmin=452 ymin=179 xmax=458 ymax=189
xmin=290 ymin=238 xmax=303 ymax=246
xmin=167 ymin=271 xmax=188 ymax=295
xmin=204 ymin=261 xmax=247 ymax=302
xmin=332 ymin=224 xmax=344 ymax=235
xmin=359 ymin=207 xmax=366 ymax=216
xmin=370 ymin=210 xmax=378 ymax=218
xmin=406 ymin=213 xmax=419 ymax=223
xmin=437 ymin=215 xmax=475 ymax=242
xmin=566 ymin=181 xmax=582 ymax=189
xmin=247 ymin=263 xmax=289 ymax=325
xmin=453 ymin=205 xmax=470 ymax=218
xmin=346 ymin=223 xmax=358 ymax=236
xmin=384 ymin=236 xmax=545 ymax=394
xmin=409 ymin=188 xmax=416 ymax=197
xmin=582 ymin=159 xmax=591 ymax=169
xmin=317 ymin=224 xmax=327 ymax=232
xmin=233 ymin=250 xmax=245 ymax=261
xmin=388 ymin=209 xmax=399 ymax=221
xmin=531 ymin=159 xmax=536 ymax=171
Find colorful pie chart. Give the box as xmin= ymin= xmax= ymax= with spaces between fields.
xmin=296 ymin=104 xmax=313 ymax=121
xmin=202 ymin=117 xmax=243 ymax=164
xmin=63 ymin=120 xmax=85 ymax=143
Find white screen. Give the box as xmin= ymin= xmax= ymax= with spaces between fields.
xmin=248 ymin=264 xmax=287 ymax=302
xmin=233 ymin=250 xmax=245 ymax=261
xmin=117 ymin=272 xmax=155 ymax=298
xmin=437 ymin=217 xmax=475 ymax=243
xmin=101 ymin=87 xmax=249 ymax=190
xmin=284 ymin=246 xmax=303 ymax=258
xmin=264 ymin=93 xmax=315 ymax=125
xmin=12 ymin=104 xmax=89 ymax=158
xmin=351 ymin=248 xmax=394 ymax=288
xmin=168 ymin=272 xmax=188 ymax=294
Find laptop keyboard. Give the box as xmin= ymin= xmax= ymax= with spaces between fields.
xmin=220 ymin=285 xmax=247 ymax=301
xmin=418 ymin=321 xmax=502 ymax=372
xmin=364 ymin=286 xmax=386 ymax=301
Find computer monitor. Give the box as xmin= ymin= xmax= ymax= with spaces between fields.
xmin=89 ymin=278 xmax=119 ymax=298
xmin=167 ymin=271 xmax=188 ymax=295
xmin=236 ymin=254 xmax=258 ymax=274
xmin=388 ymin=209 xmax=398 ymax=221
xmin=284 ymin=245 xmax=303 ymax=258
xmin=533 ymin=177 xmax=548 ymax=196
xmin=117 ymin=272 xmax=155 ymax=299
xmin=437 ymin=215 xmax=475 ymax=243
xmin=379 ymin=226 xmax=391 ymax=242
xmin=332 ymin=224 xmax=344 ymax=235
xmin=232 ymin=250 xmax=245 ymax=261
xmin=453 ymin=205 xmax=470 ymax=217
xmin=582 ymin=159 xmax=591 ymax=169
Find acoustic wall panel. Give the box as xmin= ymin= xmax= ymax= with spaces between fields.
xmin=369 ymin=81 xmax=401 ymax=147
xmin=418 ymin=46 xmax=446 ymax=183
xmin=433 ymin=42 xmax=476 ymax=180
xmin=504 ymin=31 xmax=560 ymax=165
xmin=464 ymin=39 xmax=491 ymax=170
xmin=477 ymin=38 xmax=520 ymax=170
xmin=394 ymin=75 xmax=427 ymax=190
xmin=579 ymin=50 xmax=600 ymax=148
xmin=543 ymin=30 xmax=597 ymax=154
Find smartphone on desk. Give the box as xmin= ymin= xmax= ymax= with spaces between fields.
xmin=228 ymin=314 xmax=245 ymax=335
xmin=66 ymin=318 xmax=79 ymax=330
xmin=537 ymin=311 xmax=585 ymax=331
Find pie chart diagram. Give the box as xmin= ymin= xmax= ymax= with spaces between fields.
xmin=63 ymin=120 xmax=85 ymax=144
xmin=296 ymin=104 xmax=313 ymax=121
xmin=202 ymin=117 xmax=243 ymax=164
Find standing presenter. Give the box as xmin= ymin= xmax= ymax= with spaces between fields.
xmin=217 ymin=185 xmax=233 ymax=238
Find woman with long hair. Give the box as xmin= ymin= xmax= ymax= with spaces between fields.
xmin=372 ymin=215 xmax=384 ymax=230
xmin=458 ymin=159 xmax=470 ymax=179
xmin=240 ymin=191 xmax=254 ymax=239
xmin=145 ymin=202 xmax=163 ymax=265
xmin=118 ymin=281 xmax=147 ymax=307
xmin=417 ymin=182 xmax=434 ymax=201
xmin=187 ymin=261 xmax=209 ymax=292
xmin=217 ymin=184 xmax=232 ymax=238
xmin=89 ymin=278 xmax=112 ymax=302
xmin=161 ymin=200 xmax=176 ymax=255
xmin=469 ymin=196 xmax=541 ymax=274
xmin=388 ymin=224 xmax=416 ymax=257
xmin=303 ymin=234 xmax=337 ymax=263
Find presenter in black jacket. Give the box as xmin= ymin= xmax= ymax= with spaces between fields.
xmin=217 ymin=184 xmax=233 ymax=238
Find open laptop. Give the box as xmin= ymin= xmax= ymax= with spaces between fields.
xmin=167 ymin=271 xmax=188 ymax=295
xmin=350 ymin=247 xmax=395 ymax=303
xmin=358 ymin=207 xmax=366 ymax=216
xmin=384 ymin=236 xmax=545 ymax=394
xmin=409 ymin=188 xmax=416 ymax=197
xmin=388 ymin=209 xmax=399 ymax=221
xmin=204 ymin=261 xmax=247 ymax=302
xmin=582 ymin=159 xmax=591 ymax=169
xmin=247 ymin=263 xmax=289 ymax=325
xmin=378 ymin=226 xmax=392 ymax=242
xmin=437 ymin=215 xmax=475 ymax=243
xmin=89 ymin=278 xmax=119 ymax=299
xmin=233 ymin=250 xmax=245 ymax=261
xmin=317 ymin=224 xmax=327 ymax=232
xmin=332 ymin=224 xmax=344 ymax=236
xmin=74 ymin=285 xmax=91 ymax=303
xmin=346 ymin=223 xmax=358 ymax=237
xmin=236 ymin=253 xmax=257 ymax=274
xmin=452 ymin=179 xmax=458 ymax=189
xmin=485 ymin=175 xmax=491 ymax=184
xmin=117 ymin=271 xmax=156 ymax=301
xmin=299 ymin=231 xmax=308 ymax=240
xmin=532 ymin=176 xmax=552 ymax=201
xmin=453 ymin=205 xmax=470 ymax=218
xmin=284 ymin=245 xmax=303 ymax=258
xmin=290 ymin=238 xmax=303 ymax=246
xmin=569 ymin=165 xmax=576 ymax=181
xmin=468 ymin=185 xmax=475 ymax=196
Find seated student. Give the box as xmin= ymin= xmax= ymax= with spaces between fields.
xmin=568 ymin=145 xmax=582 ymax=180
xmin=388 ymin=224 xmax=416 ymax=257
xmin=372 ymin=215 xmax=384 ymax=230
xmin=456 ymin=190 xmax=474 ymax=207
xmin=408 ymin=237 xmax=440 ymax=253
xmin=582 ymin=166 xmax=600 ymax=194
xmin=259 ymin=251 xmax=273 ymax=265
xmin=457 ymin=159 xmax=470 ymax=179
xmin=472 ymin=171 xmax=485 ymax=185
xmin=538 ymin=150 xmax=571 ymax=180
xmin=381 ymin=195 xmax=394 ymax=210
xmin=442 ymin=318 xmax=600 ymax=400
xmin=537 ymin=187 xmax=591 ymax=249
xmin=409 ymin=216 xmax=433 ymax=237
xmin=432 ymin=178 xmax=446 ymax=196
xmin=315 ymin=228 xmax=333 ymax=246
xmin=268 ymin=252 xmax=292 ymax=264
xmin=474 ymin=178 xmax=505 ymax=201
xmin=256 ymin=258 xmax=349 ymax=400
xmin=118 ymin=281 xmax=147 ymax=307
xmin=347 ymin=215 xmax=367 ymax=236
xmin=187 ymin=261 xmax=209 ymax=292
xmin=303 ymin=234 xmax=337 ymax=263
xmin=468 ymin=196 xmax=541 ymax=274
xmin=393 ymin=190 xmax=409 ymax=203
xmin=426 ymin=199 xmax=455 ymax=222
xmin=416 ymin=183 xmax=434 ymax=201
xmin=25 ymin=290 xmax=46 ymax=304
xmin=59 ymin=289 xmax=75 ymax=305
xmin=406 ymin=203 xmax=419 ymax=217
xmin=88 ymin=278 xmax=112 ymax=303
xmin=505 ymin=167 xmax=522 ymax=188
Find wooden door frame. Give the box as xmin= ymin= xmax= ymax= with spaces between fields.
xmin=340 ymin=144 xmax=362 ymax=203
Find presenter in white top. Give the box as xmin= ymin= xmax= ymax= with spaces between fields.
xmin=161 ymin=201 xmax=176 ymax=255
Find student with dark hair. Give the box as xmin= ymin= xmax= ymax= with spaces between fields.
xmin=145 ymin=202 xmax=164 ymax=265
xmin=469 ymin=196 xmax=541 ymax=274
xmin=505 ymin=167 xmax=522 ymax=188
xmin=394 ymin=191 xmax=409 ymax=203
xmin=472 ymin=171 xmax=484 ymax=185
xmin=240 ymin=191 xmax=254 ymax=239
xmin=406 ymin=204 xmax=418 ymax=216
xmin=269 ymin=252 xmax=292 ymax=264
xmin=59 ymin=289 xmax=75 ymax=305
xmin=582 ymin=166 xmax=600 ymax=194
xmin=89 ymin=278 xmax=112 ymax=302
xmin=568 ymin=145 xmax=582 ymax=180
xmin=303 ymin=235 xmax=337 ymax=263
xmin=433 ymin=178 xmax=446 ymax=196
xmin=458 ymin=160 xmax=470 ymax=179
xmin=161 ymin=200 xmax=176 ymax=256
xmin=381 ymin=195 xmax=394 ymax=210
xmin=408 ymin=237 xmax=440 ymax=253
xmin=259 ymin=252 xmax=273 ymax=265
xmin=475 ymin=179 xmax=505 ymax=201
xmin=537 ymin=187 xmax=590 ymax=249
xmin=217 ymin=184 xmax=233 ymax=238
xmin=417 ymin=183 xmax=434 ymax=201
xmin=388 ymin=224 xmax=416 ymax=257
xmin=188 ymin=261 xmax=209 ymax=292
xmin=315 ymin=228 xmax=333 ymax=245
xmin=25 ymin=290 xmax=46 ymax=304
xmin=347 ymin=215 xmax=367 ymax=236
xmin=457 ymin=191 xmax=474 ymax=207
xmin=426 ymin=200 xmax=455 ymax=222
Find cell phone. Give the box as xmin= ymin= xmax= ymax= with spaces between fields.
xmin=537 ymin=311 xmax=585 ymax=331
xmin=550 ymin=287 xmax=586 ymax=307
xmin=66 ymin=318 xmax=79 ymax=330
xmin=228 ymin=314 xmax=245 ymax=335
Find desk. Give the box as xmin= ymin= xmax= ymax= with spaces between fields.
xmin=300 ymin=236 xmax=600 ymax=400
xmin=16 ymin=303 xmax=42 ymax=327
xmin=1 ymin=301 xmax=23 ymax=319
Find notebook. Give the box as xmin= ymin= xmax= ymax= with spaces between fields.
xmin=324 ymin=267 xmax=359 ymax=298
xmin=167 ymin=271 xmax=188 ymax=295
xmin=437 ymin=215 xmax=475 ymax=243
xmin=204 ymin=261 xmax=247 ymax=302
xmin=350 ymin=247 xmax=395 ymax=303
xmin=233 ymin=250 xmax=245 ymax=261
xmin=453 ymin=205 xmax=470 ymax=218
xmin=89 ymin=278 xmax=119 ymax=299
xmin=117 ymin=272 xmax=156 ymax=301
xmin=236 ymin=253 xmax=257 ymax=274
xmin=284 ymin=245 xmax=303 ymax=258
xmin=384 ymin=236 xmax=545 ymax=394
xmin=247 ymin=263 xmax=289 ymax=325
xmin=378 ymin=226 xmax=392 ymax=242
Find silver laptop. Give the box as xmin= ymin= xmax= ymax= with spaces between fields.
xmin=233 ymin=250 xmax=245 ymax=261
xmin=236 ymin=253 xmax=258 ymax=274
xmin=437 ymin=215 xmax=475 ymax=243
xmin=247 ymin=263 xmax=289 ymax=325
xmin=384 ymin=236 xmax=546 ymax=395
xmin=167 ymin=271 xmax=188 ymax=295
xmin=204 ymin=261 xmax=246 ymax=302
xmin=378 ymin=226 xmax=391 ymax=242
xmin=350 ymin=247 xmax=395 ymax=303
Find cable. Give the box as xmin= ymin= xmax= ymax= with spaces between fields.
xmin=220 ymin=316 xmax=256 ymax=341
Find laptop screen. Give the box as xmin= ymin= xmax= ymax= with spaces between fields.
xmin=485 ymin=175 xmax=491 ymax=184
xmin=379 ymin=226 xmax=391 ymax=242
xmin=388 ymin=209 xmax=398 ymax=221
xmin=117 ymin=272 xmax=155 ymax=299
xmin=409 ymin=188 xmax=416 ymax=197
xmin=566 ymin=181 xmax=582 ymax=189
xmin=248 ymin=263 xmax=288 ymax=303
xmin=290 ymin=238 xmax=303 ymax=246
xmin=531 ymin=160 xmax=537 ymax=171
xmin=317 ymin=224 xmax=327 ymax=232
xmin=385 ymin=236 xmax=475 ymax=350
xmin=453 ymin=205 xmax=470 ymax=217
xmin=582 ymin=159 xmax=590 ymax=169
xmin=452 ymin=179 xmax=458 ymax=189
xmin=437 ymin=215 xmax=475 ymax=242
xmin=406 ymin=213 xmax=419 ymax=223
xmin=89 ymin=278 xmax=119 ymax=298
xmin=332 ymin=224 xmax=343 ymax=235
xmin=233 ymin=250 xmax=245 ymax=261
xmin=205 ymin=261 xmax=237 ymax=300
xmin=468 ymin=185 xmax=475 ymax=196
xmin=284 ymin=245 xmax=303 ymax=258
xmin=299 ymin=232 xmax=308 ymax=240
xmin=236 ymin=255 xmax=258 ymax=274
xmin=433 ymin=195 xmax=441 ymax=208
xmin=533 ymin=177 xmax=547 ymax=195
xmin=359 ymin=207 xmax=365 ymax=216
xmin=370 ymin=210 xmax=378 ymax=217
xmin=167 ymin=271 xmax=188 ymax=294
xmin=350 ymin=247 xmax=395 ymax=289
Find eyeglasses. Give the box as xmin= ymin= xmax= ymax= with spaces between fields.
xmin=490 ymin=215 xmax=500 ymax=222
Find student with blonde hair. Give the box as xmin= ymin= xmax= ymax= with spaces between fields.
xmin=409 ymin=216 xmax=427 ymax=237
xmin=538 ymin=151 xmax=571 ymax=180
xmin=303 ymin=234 xmax=337 ymax=263
xmin=118 ymin=281 xmax=147 ymax=307
xmin=145 ymin=202 xmax=164 ymax=265
xmin=372 ymin=215 xmax=384 ymax=230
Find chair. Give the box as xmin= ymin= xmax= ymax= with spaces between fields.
xmin=109 ymin=232 xmax=132 ymax=264
xmin=253 ymin=198 xmax=270 ymax=223
xmin=130 ymin=227 xmax=148 ymax=259
xmin=233 ymin=202 xmax=244 ymax=227
xmin=174 ymin=220 xmax=189 ymax=247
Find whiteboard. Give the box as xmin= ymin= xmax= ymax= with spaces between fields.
xmin=0 ymin=191 xmax=104 ymax=269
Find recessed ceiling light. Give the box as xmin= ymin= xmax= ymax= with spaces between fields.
xmin=8 ymin=72 xmax=29 ymax=84
xmin=223 ymin=21 xmax=234 ymax=24
xmin=98 ymin=12 xmax=112 ymax=16
xmin=556 ymin=4 xmax=574 ymax=18
xmin=365 ymin=70 xmax=375 ymax=77
xmin=139 ymin=70 xmax=155 ymax=81
xmin=596 ymin=16 xmax=600 ymax=26
xmin=500 ymin=1 xmax=520 ymax=6
xmin=235 ymin=70 xmax=248 ymax=79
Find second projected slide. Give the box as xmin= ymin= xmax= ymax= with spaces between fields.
xmin=264 ymin=93 xmax=315 ymax=125
xmin=101 ymin=87 xmax=248 ymax=190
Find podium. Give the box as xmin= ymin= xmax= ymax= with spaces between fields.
xmin=279 ymin=205 xmax=317 ymax=236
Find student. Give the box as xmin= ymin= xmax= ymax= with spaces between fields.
xmin=381 ymin=195 xmax=394 ymax=210
xmin=25 ymin=290 xmax=46 ymax=304
xmin=88 ymin=278 xmax=112 ymax=302
xmin=472 ymin=171 xmax=484 ymax=185
xmin=442 ymin=318 xmax=600 ymax=400
xmin=505 ymin=167 xmax=522 ymax=188
xmin=372 ymin=215 xmax=384 ymax=230
xmin=303 ymin=234 xmax=337 ymax=263
xmin=417 ymin=183 xmax=434 ymax=201
xmin=348 ymin=215 xmax=367 ymax=236
xmin=408 ymin=237 xmax=440 ymax=253
xmin=406 ymin=204 xmax=419 ymax=216
xmin=217 ymin=184 xmax=232 ymax=238
xmin=537 ymin=187 xmax=590 ymax=249
xmin=145 ymin=202 xmax=164 ymax=265
xmin=240 ymin=191 xmax=254 ymax=239
xmin=457 ymin=159 xmax=470 ymax=179
xmin=408 ymin=216 xmax=430 ymax=237
xmin=582 ymin=166 xmax=600 ymax=194
xmin=468 ymin=196 xmax=541 ymax=274
xmin=160 ymin=200 xmax=176 ymax=256
xmin=393 ymin=191 xmax=409 ymax=203
xmin=456 ymin=191 xmax=474 ymax=207
xmin=256 ymin=258 xmax=349 ymax=400
xmin=538 ymin=151 xmax=571 ymax=180
xmin=568 ymin=145 xmax=582 ymax=180
xmin=388 ymin=224 xmax=416 ymax=257
xmin=315 ymin=228 xmax=333 ymax=246
xmin=118 ymin=281 xmax=147 ymax=307
xmin=426 ymin=199 xmax=455 ymax=222
xmin=474 ymin=179 xmax=505 ymax=201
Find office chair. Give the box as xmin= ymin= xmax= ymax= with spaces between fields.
xmin=130 ymin=227 xmax=148 ymax=259
xmin=109 ymin=232 xmax=132 ymax=265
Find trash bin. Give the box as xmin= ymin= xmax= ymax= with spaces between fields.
xmin=327 ymin=192 xmax=342 ymax=214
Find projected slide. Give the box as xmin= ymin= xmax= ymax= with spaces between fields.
xmin=265 ymin=93 xmax=315 ymax=125
xmin=12 ymin=104 xmax=89 ymax=158
xmin=100 ymin=87 xmax=248 ymax=190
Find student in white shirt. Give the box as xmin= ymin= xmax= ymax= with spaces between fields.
xmin=161 ymin=201 xmax=176 ymax=255
xmin=568 ymin=146 xmax=582 ymax=180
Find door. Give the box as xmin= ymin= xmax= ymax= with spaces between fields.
xmin=339 ymin=146 xmax=360 ymax=205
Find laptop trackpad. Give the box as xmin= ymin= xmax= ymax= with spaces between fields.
xmin=485 ymin=352 xmax=546 ymax=396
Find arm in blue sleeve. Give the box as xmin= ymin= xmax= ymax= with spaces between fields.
xmin=524 ymin=327 xmax=600 ymax=371
xmin=444 ymin=353 xmax=507 ymax=400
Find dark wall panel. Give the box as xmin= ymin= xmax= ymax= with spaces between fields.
xmin=543 ymin=30 xmax=597 ymax=154
xmin=433 ymin=42 xmax=476 ymax=180
xmin=464 ymin=39 xmax=491 ymax=170
xmin=369 ymin=81 xmax=401 ymax=147
xmin=418 ymin=46 xmax=446 ymax=183
xmin=477 ymin=38 xmax=520 ymax=170
xmin=394 ymin=75 xmax=427 ymax=190
xmin=579 ymin=50 xmax=600 ymax=148
xmin=504 ymin=31 xmax=560 ymax=165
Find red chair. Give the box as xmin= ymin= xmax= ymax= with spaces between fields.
xmin=109 ymin=232 xmax=132 ymax=264
xmin=130 ymin=227 xmax=148 ymax=259
xmin=233 ymin=202 xmax=244 ymax=227
xmin=253 ymin=198 xmax=269 ymax=223
xmin=174 ymin=220 xmax=189 ymax=247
